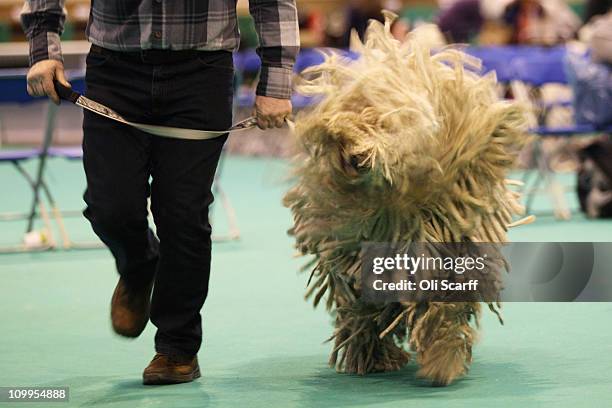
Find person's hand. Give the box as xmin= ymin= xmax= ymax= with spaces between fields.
xmin=26 ymin=59 xmax=70 ymax=105
xmin=253 ymin=95 xmax=292 ymax=130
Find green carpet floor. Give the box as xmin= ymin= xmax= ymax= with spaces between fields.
xmin=0 ymin=156 xmax=611 ymax=408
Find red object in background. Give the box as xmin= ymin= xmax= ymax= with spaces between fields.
xmin=300 ymin=10 xmax=325 ymax=47
xmin=307 ymin=11 xmax=324 ymax=33
xmin=515 ymin=0 xmax=544 ymax=44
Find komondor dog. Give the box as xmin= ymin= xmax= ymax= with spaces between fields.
xmin=283 ymin=12 xmax=533 ymax=386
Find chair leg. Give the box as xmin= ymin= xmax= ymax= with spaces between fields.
xmin=26 ymin=100 xmax=58 ymax=233
xmin=33 ymin=175 xmax=72 ymax=249
xmin=523 ymin=140 xmax=541 ymax=214
xmin=211 ymin=149 xmax=240 ymax=242
xmin=536 ymin=140 xmax=571 ymax=220
xmin=37 ymin=200 xmax=56 ymax=248
xmin=51 ymin=206 xmax=71 ymax=249
xmin=213 ymin=183 xmax=240 ymax=241
xmin=7 ymin=160 xmax=56 ymax=251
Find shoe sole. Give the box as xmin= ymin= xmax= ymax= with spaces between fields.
xmin=143 ymin=368 xmax=201 ymax=385
xmin=112 ymin=323 xmax=147 ymax=338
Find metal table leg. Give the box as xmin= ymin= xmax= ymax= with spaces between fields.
xmin=26 ymin=100 xmax=58 ymax=233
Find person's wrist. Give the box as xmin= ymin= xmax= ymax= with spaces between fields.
xmin=257 ymin=66 xmax=293 ymax=99
xmin=28 ymin=31 xmax=63 ymax=66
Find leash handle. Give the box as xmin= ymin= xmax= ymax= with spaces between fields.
xmin=229 ymin=116 xmax=294 ymax=131
xmin=53 ymin=80 xmax=80 ymax=103
xmin=230 ymin=116 xmax=258 ymax=131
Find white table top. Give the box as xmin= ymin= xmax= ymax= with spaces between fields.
xmin=0 ymin=41 xmax=90 ymax=68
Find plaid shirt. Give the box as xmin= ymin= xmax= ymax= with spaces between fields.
xmin=21 ymin=0 xmax=299 ymax=98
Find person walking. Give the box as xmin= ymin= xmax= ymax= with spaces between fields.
xmin=21 ymin=0 xmax=299 ymax=385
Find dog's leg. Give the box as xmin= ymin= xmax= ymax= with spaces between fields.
xmin=409 ymin=302 xmax=480 ymax=386
xmin=329 ymin=302 xmax=410 ymax=375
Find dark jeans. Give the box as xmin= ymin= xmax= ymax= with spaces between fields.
xmin=82 ymin=45 xmax=234 ymax=357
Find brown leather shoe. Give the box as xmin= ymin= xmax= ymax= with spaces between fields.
xmin=110 ymin=277 xmax=154 ymax=338
xmin=143 ymin=353 xmax=201 ymax=385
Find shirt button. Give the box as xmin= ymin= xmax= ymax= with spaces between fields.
xmin=153 ymin=31 xmax=162 ymax=39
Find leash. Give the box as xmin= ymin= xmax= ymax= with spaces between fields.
xmin=53 ymin=81 xmax=259 ymax=140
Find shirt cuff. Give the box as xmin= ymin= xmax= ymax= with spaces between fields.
xmin=29 ymin=31 xmax=63 ymax=66
xmin=256 ymin=66 xmax=293 ymax=99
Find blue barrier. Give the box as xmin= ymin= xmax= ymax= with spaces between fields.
xmin=0 ymin=69 xmax=86 ymax=104
xmin=0 ymin=46 xmax=574 ymax=114
xmin=236 ymin=46 xmax=569 ymax=86
xmin=467 ymin=46 xmax=567 ymax=85
xmin=233 ymin=46 xmax=570 ymax=109
xmin=237 ymin=48 xmax=360 ymax=74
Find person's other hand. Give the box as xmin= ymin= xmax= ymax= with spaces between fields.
xmin=253 ymin=95 xmax=292 ymax=130
xmin=26 ymin=59 xmax=70 ymax=105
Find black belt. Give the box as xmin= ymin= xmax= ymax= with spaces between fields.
xmin=89 ymin=44 xmax=230 ymax=65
